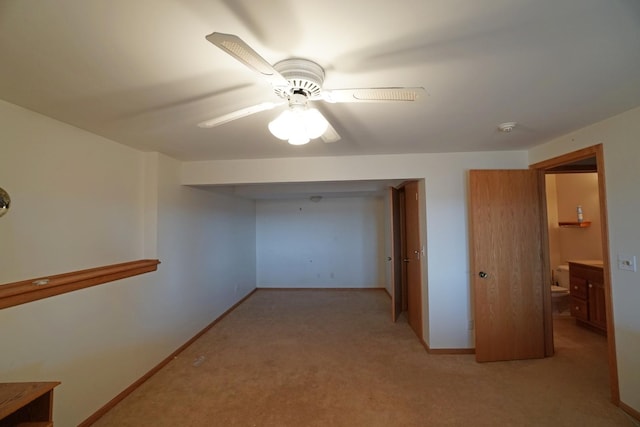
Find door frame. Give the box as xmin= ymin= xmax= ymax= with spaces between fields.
xmin=389 ymin=181 xmax=423 ymax=340
xmin=530 ymin=143 xmax=619 ymax=404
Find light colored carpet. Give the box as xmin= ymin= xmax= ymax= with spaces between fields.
xmin=93 ymin=289 xmax=635 ymax=426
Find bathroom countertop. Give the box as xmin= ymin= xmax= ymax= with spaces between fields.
xmin=568 ymin=259 xmax=604 ymax=268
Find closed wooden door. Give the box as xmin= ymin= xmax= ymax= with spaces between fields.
xmin=469 ymin=170 xmax=545 ymax=362
xmin=404 ymin=181 xmax=422 ymax=338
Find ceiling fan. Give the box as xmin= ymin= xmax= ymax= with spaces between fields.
xmin=198 ymin=32 xmax=426 ymax=145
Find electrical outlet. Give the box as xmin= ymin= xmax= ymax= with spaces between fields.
xmin=618 ymin=254 xmax=637 ymax=272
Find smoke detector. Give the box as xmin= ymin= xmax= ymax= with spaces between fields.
xmin=498 ymin=122 xmax=517 ymax=133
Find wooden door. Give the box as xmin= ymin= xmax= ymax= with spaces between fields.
xmin=404 ymin=181 xmax=423 ymax=338
xmin=389 ymin=187 xmax=403 ymax=322
xmin=469 ymin=170 xmax=545 ymax=362
xmin=399 ymin=189 xmax=408 ymax=311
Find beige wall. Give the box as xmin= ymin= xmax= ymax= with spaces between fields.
xmin=0 ymin=104 xmax=144 ymax=282
xmin=0 ymin=101 xmax=257 ymax=426
xmin=256 ymin=196 xmax=385 ymax=288
xmin=529 ymin=106 xmax=640 ymax=414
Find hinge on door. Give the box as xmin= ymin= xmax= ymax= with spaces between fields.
xmin=415 ymin=192 xmax=418 ymax=201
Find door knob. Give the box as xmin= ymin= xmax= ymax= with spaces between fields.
xmin=479 ymin=271 xmax=488 ymax=279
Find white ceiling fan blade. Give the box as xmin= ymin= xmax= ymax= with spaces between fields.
xmin=197 ymin=102 xmax=284 ymax=128
xmin=206 ymin=32 xmax=290 ymax=88
xmin=322 ymin=87 xmax=426 ymax=103
xmin=321 ymin=121 xmax=341 ymax=143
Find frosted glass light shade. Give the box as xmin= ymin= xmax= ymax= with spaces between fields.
xmin=303 ymin=108 xmax=329 ymax=139
xmin=268 ymin=110 xmax=293 ymax=140
xmin=268 ymin=107 xmax=329 ymax=145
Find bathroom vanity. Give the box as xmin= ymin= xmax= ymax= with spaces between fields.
xmin=568 ymin=261 xmax=606 ymax=334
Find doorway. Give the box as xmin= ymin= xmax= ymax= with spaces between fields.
xmin=544 ymin=158 xmax=602 ymax=325
xmin=531 ymin=144 xmax=619 ymax=404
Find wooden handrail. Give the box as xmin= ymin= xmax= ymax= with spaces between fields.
xmin=0 ymin=259 xmax=160 ymax=310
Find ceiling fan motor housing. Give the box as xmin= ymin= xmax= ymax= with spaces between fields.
xmin=273 ymin=58 xmax=325 ymax=99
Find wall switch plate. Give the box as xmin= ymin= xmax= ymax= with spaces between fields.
xmin=617 ymin=253 xmax=637 ymax=272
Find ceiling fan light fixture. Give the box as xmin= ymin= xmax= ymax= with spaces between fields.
xmin=498 ymin=122 xmax=517 ymax=133
xmin=268 ymin=110 xmax=293 ymax=140
xmin=304 ymin=108 xmax=329 ymax=139
xmin=288 ymin=133 xmax=311 ymax=146
xmin=268 ymin=106 xmax=328 ymax=145
xmin=203 ymin=33 xmax=427 ymax=146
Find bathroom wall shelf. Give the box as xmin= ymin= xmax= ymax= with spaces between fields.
xmin=558 ymin=221 xmax=591 ymax=228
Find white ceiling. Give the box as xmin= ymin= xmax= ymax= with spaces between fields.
xmin=1 ymin=0 xmax=640 ymax=162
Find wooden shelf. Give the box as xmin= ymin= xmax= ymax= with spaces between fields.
xmin=0 ymin=259 xmax=160 ymax=310
xmin=558 ymin=221 xmax=591 ymax=228
xmin=0 ymin=382 xmax=60 ymax=426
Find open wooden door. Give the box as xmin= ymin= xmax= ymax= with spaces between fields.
xmin=469 ymin=170 xmax=545 ymax=362
xmin=389 ymin=187 xmax=403 ymax=322
xmin=403 ymin=181 xmax=423 ymax=338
